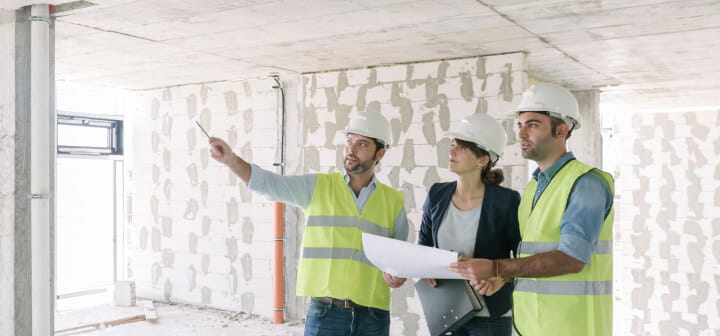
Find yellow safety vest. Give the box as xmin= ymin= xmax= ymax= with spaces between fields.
xmin=514 ymin=160 xmax=614 ymax=336
xmin=296 ymin=173 xmax=404 ymax=310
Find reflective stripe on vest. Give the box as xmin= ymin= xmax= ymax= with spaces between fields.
xmin=302 ymin=247 xmax=374 ymax=267
xmin=306 ymin=216 xmax=390 ymax=237
xmin=514 ymin=279 xmax=612 ymax=296
xmin=517 ymin=240 xmax=612 ymax=256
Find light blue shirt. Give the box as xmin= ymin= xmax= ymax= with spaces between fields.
xmin=247 ymin=164 xmax=409 ymax=241
xmin=531 ymin=152 xmax=613 ymax=264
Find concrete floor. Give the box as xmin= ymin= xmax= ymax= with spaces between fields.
xmin=55 ymin=302 xmax=305 ymax=336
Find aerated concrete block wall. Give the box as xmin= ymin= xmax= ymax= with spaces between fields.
xmin=301 ymin=53 xmax=528 ymax=335
xmin=612 ymin=110 xmax=720 ymax=335
xmin=127 ymin=79 xmax=281 ymax=315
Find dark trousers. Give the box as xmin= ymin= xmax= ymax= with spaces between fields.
xmin=304 ymin=298 xmax=390 ymax=336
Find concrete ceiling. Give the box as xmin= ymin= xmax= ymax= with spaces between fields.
xmin=4 ymin=0 xmax=720 ymax=110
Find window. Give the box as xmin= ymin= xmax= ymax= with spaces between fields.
xmin=57 ymin=114 xmax=123 ymax=155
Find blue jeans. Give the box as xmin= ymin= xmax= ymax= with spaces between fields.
xmin=304 ymin=298 xmax=390 ymax=336
xmin=454 ymin=316 xmax=513 ymax=336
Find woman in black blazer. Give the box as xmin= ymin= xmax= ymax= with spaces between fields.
xmin=418 ymin=114 xmax=520 ymax=336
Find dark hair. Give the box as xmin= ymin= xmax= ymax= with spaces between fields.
xmin=549 ymin=115 xmax=573 ymax=139
xmin=454 ymin=139 xmax=505 ymax=185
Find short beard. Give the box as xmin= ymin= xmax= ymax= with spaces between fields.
xmin=345 ymin=158 xmax=374 ymax=174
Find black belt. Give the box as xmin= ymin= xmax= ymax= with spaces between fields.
xmin=314 ymin=297 xmax=366 ymax=309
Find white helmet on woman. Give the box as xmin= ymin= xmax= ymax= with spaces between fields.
xmin=447 ymin=113 xmax=507 ymax=163
xmin=344 ymin=111 xmax=391 ymax=148
xmin=513 ymin=82 xmax=581 ymax=130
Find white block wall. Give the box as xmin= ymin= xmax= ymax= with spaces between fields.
xmin=610 ymin=110 xmax=720 ymax=335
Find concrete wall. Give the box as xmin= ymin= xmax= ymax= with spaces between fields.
xmin=127 ymin=79 xmax=282 ymax=315
xmin=0 ymin=9 xmax=17 ymax=336
xmin=300 ymin=53 xmax=528 ymax=335
xmin=611 ymin=109 xmax=720 ymax=335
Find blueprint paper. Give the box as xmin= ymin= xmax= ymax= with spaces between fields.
xmin=361 ymin=233 xmax=465 ymax=279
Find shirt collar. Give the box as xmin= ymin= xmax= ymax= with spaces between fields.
xmin=343 ymin=170 xmax=378 ymax=188
xmin=532 ymin=152 xmax=576 ymax=182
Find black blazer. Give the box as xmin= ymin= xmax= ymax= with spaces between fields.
xmin=418 ymin=181 xmax=521 ymax=317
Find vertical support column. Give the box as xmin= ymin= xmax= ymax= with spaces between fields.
xmin=568 ymin=90 xmax=602 ymax=167
xmin=29 ymin=4 xmax=54 ymax=336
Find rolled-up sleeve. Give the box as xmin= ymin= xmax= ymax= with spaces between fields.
xmin=558 ymin=171 xmax=613 ymax=264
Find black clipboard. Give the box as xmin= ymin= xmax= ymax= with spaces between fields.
xmin=415 ymin=279 xmax=484 ymax=336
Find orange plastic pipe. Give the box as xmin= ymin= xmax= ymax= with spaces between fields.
xmin=273 ymin=202 xmax=285 ymax=323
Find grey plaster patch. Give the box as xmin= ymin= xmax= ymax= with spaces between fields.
xmin=163 ymin=148 xmax=171 ymax=172
xmin=423 ymin=166 xmax=440 ymax=190
xmin=151 ymin=263 xmax=161 ymax=286
xmin=163 ymin=179 xmax=172 ymax=200
xmin=438 ymin=95 xmax=450 ymax=132
xmin=437 ymin=61 xmax=449 ymax=84
xmin=405 ymin=65 xmax=415 ymax=88
xmin=632 ymin=141 xmax=652 ymax=168
xmin=201 ymin=181 xmax=208 ymax=206
xmin=225 ymin=91 xmax=238 ymax=115
xmin=242 ymin=217 xmax=253 ymax=244
xmin=186 ymin=128 xmax=197 ymax=153
xmin=202 ymin=216 xmax=211 ymax=236
xmin=436 ymin=138 xmax=451 ymax=169
xmin=402 ymin=182 xmax=416 ymax=209
xmin=459 ymin=71 xmax=474 ymax=102
xmin=201 ymin=254 xmax=210 ymax=274
xmin=200 ymin=108 xmax=211 ymax=133
xmin=242 ymin=81 xmax=252 ymax=97
xmin=162 ymin=113 xmax=173 ymax=138
xmin=356 ymin=85 xmax=368 ymax=111
xmin=305 ymin=104 xmax=319 ymax=143
xmin=476 ymin=57 xmax=488 ymax=91
xmin=200 ymin=150 xmax=209 ymax=170
xmin=337 ymin=71 xmax=349 ymax=94
xmin=162 ymin=249 xmax=175 ymax=268
xmin=188 ymin=265 xmax=196 ymax=291
xmin=201 ymin=287 xmax=211 ymax=305
xmin=188 ymin=233 xmax=198 ymax=254
xmin=243 ymin=108 xmax=253 ymax=133
xmin=152 ymin=228 xmax=161 ymax=252
xmin=151 ymin=98 xmax=160 ymax=120
xmin=401 ymin=139 xmax=416 ymax=173
xmin=654 ymin=114 xmax=674 ymax=138
xmin=150 ymin=195 xmax=159 ymax=223
xmin=475 ymin=97 xmax=488 ymax=114
xmin=200 ymin=84 xmax=210 ymax=104
xmin=336 ymin=145 xmax=344 ymax=171
xmin=368 ymin=69 xmax=378 ymax=87
xmin=228 ymin=267 xmax=238 ymax=294
xmin=422 ymin=112 xmax=437 ymax=145
xmin=161 ymin=216 xmax=172 ymax=237
xmin=151 ymin=131 xmax=160 ymax=153
xmin=686 ymin=138 xmax=707 ymax=167
xmin=162 ymin=88 xmax=171 ymax=101
xmin=139 ymin=226 xmax=148 ymax=250
xmin=685 ymin=161 xmax=702 ymax=218
xmin=240 ymin=141 xmax=253 ymax=163
xmin=325 ymin=87 xmax=338 ymax=112
xmin=391 ymin=83 xmax=413 ymax=132
xmin=390 ymin=118 xmax=401 ymax=146
xmin=366 ymin=100 xmax=381 ymax=114
xmin=390 ymin=280 xmax=420 ymax=336
xmin=187 ymin=163 xmax=198 ymax=186
xmin=424 ymin=75 xmax=439 ymax=107
xmin=239 ymin=183 xmax=252 ymax=203
xmin=226 ymin=237 xmax=238 ymax=262
xmin=687 ymin=113 xmax=710 ymax=140
xmin=500 ymin=63 xmax=514 ymax=101
xmin=309 ymin=74 xmax=317 ymax=97
xmin=501 ymin=119 xmax=516 ymax=145
xmin=227 ymin=197 xmax=238 ymax=226
xmin=241 ymin=292 xmax=255 ymax=313
xmin=304 ymin=146 xmax=320 ymax=172
xmin=127 ymin=196 xmax=133 ymax=223
xmin=187 ymin=94 xmax=197 ymax=120
xmin=183 ymin=199 xmax=199 ymax=220
xmin=388 ymin=166 xmax=400 ymax=189
xmin=336 ymin=104 xmax=352 ymax=131
xmin=241 ymin=253 xmax=252 ymax=281
xmin=324 ymin=122 xmax=337 ymax=149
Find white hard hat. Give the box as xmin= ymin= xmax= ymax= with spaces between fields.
xmin=344 ymin=111 xmax=391 ymax=148
xmin=513 ymin=82 xmax=581 ymax=130
xmin=447 ymin=114 xmax=507 ymax=162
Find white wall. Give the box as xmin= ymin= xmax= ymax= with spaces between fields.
xmin=608 ymin=109 xmax=720 ymax=335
